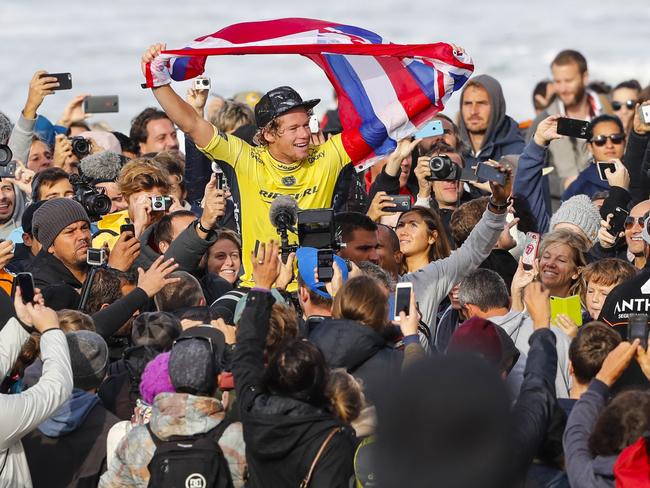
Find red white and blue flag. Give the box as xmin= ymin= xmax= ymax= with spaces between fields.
xmin=145 ymin=18 xmax=474 ymax=170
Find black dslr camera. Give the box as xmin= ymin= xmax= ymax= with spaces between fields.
xmin=426 ymin=154 xmax=461 ymax=181
xmin=69 ymin=174 xmax=112 ymax=221
xmin=70 ymin=137 xmax=91 ymax=159
xmin=0 ymin=145 xmax=16 ymax=179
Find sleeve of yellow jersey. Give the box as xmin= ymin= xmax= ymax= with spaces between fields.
xmin=196 ymin=125 xmax=248 ymax=170
xmin=324 ymin=133 xmax=351 ymax=172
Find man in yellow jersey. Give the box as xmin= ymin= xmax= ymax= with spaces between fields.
xmin=142 ymin=43 xmax=357 ymax=288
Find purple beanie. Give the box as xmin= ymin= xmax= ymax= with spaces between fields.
xmin=139 ymin=352 xmax=175 ymax=404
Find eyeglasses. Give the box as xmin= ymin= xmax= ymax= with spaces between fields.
xmin=589 ymin=133 xmax=625 ymax=146
xmin=624 ymin=216 xmax=646 ymax=230
xmin=611 ymin=100 xmax=636 ymax=111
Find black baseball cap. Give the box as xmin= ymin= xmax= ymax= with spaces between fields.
xmin=254 ymin=86 xmax=320 ymax=128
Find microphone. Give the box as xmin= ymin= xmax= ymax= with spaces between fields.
xmin=269 ymin=195 xmax=298 ymax=230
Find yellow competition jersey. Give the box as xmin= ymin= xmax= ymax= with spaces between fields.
xmin=198 ymin=128 xmax=350 ymax=288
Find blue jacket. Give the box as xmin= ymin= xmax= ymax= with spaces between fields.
xmin=562 ymin=163 xmax=610 ymax=201
xmin=512 ymin=140 xmax=553 ymax=233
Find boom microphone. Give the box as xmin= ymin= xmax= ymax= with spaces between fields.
xmin=269 ymin=195 xmax=299 ymax=230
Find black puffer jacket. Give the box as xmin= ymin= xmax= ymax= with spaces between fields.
xmin=233 ymin=290 xmax=356 ymax=488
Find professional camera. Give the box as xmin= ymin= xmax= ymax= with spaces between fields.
xmin=70 ymin=137 xmax=91 ymax=159
xmin=0 ymin=144 xmax=16 ymax=179
xmin=150 ymin=196 xmax=173 ymax=212
xmin=69 ymin=174 xmax=112 ymax=221
xmin=0 ymin=144 xmax=12 ymax=166
xmin=426 ymin=154 xmax=461 ymax=181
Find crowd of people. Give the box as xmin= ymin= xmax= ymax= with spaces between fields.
xmin=1 ymin=43 xmax=650 ymax=488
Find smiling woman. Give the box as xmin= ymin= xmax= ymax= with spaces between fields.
xmin=207 ymin=229 xmax=242 ymax=285
xmin=538 ymin=229 xmax=590 ymax=299
xmin=395 ymin=206 xmax=451 ymax=274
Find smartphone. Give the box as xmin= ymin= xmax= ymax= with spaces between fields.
xmin=87 ymin=248 xmax=107 ymax=266
xmin=556 ymin=117 xmax=591 ymax=139
xmin=608 ymin=206 xmax=629 ymax=237
xmin=253 ymin=240 xmax=260 ymax=258
xmin=41 ymin=72 xmax=72 ymax=90
xmin=0 ymin=160 xmax=16 ymax=179
xmin=120 ymin=221 xmax=135 ymax=235
xmin=194 ymin=77 xmax=211 ymax=91
xmin=385 ymin=195 xmax=411 ymax=213
xmin=628 ymin=314 xmax=649 ymax=349
xmin=550 ymin=295 xmax=583 ymax=327
xmin=317 ymin=249 xmax=334 ymax=282
xmin=309 ymin=115 xmax=320 ymax=134
xmin=16 ymin=272 xmax=35 ymax=303
xmin=475 ymin=162 xmax=506 ymax=185
xmin=596 ymin=161 xmax=616 ymax=181
xmin=641 ymin=105 xmax=650 ymax=125
xmin=522 ymin=232 xmax=540 ymax=270
xmin=394 ymin=282 xmax=412 ymax=321
xmin=414 ymin=120 xmax=444 ymax=138
xmin=83 ymin=95 xmax=119 ymax=113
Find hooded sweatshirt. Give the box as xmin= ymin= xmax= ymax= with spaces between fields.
xmin=489 ymin=310 xmax=572 ymax=398
xmin=0 ymin=184 xmax=26 ymax=241
xmin=458 ymin=74 xmax=525 ymax=168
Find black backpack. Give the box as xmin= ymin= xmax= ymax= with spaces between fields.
xmin=146 ymin=421 xmax=234 ymax=488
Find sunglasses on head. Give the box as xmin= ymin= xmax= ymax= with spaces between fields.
xmin=611 ymin=100 xmax=636 ymax=111
xmin=590 ymin=133 xmax=625 ymax=146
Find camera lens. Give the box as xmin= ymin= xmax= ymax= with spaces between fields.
xmin=201 ymin=79 xmax=209 ymax=86
xmin=71 ymin=137 xmax=90 ymax=159
xmin=87 ymin=193 xmax=112 ymax=216
xmin=0 ymin=144 xmax=13 ymax=166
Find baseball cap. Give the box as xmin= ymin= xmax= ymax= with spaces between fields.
xmin=255 ymin=86 xmax=320 ymax=128
xmin=296 ymin=247 xmax=348 ymax=300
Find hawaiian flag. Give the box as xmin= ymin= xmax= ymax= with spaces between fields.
xmin=146 ymin=18 xmax=474 ymax=170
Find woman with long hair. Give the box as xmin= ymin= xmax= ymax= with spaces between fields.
xmin=395 ymin=206 xmax=451 ymax=274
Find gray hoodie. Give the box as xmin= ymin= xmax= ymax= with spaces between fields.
xmin=400 ymin=207 xmax=506 ymax=343
xmin=0 ymin=184 xmax=26 ymax=240
xmin=490 ymin=310 xmax=571 ymax=398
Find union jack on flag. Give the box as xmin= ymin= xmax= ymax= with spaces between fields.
xmin=145 ymin=17 xmax=474 ymax=170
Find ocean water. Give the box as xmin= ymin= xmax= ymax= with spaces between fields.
xmin=1 ymin=0 xmax=649 ymax=133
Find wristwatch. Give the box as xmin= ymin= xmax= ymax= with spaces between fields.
xmin=488 ymin=197 xmax=510 ymax=212
xmin=196 ymin=219 xmax=212 ymax=234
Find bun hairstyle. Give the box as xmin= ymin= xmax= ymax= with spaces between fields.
xmin=327 ymin=369 xmax=365 ymax=423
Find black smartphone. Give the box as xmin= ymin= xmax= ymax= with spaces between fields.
xmin=556 ymin=117 xmax=591 ymax=139
xmin=596 ymin=162 xmax=616 ymax=181
xmin=215 ymin=171 xmax=224 ymax=191
xmin=120 ymin=222 xmax=135 ymax=235
xmin=84 ymin=95 xmax=119 ymax=113
xmin=253 ymin=240 xmax=260 ymax=258
xmin=16 ymin=272 xmax=35 ymax=303
xmin=475 ymin=162 xmax=506 ymax=185
xmin=385 ymin=195 xmax=411 ymax=213
xmin=317 ymin=249 xmax=334 ymax=282
xmin=393 ymin=283 xmax=412 ymax=321
xmin=628 ymin=314 xmax=649 ymax=349
xmin=41 ymin=72 xmax=72 ymax=90
xmin=608 ymin=206 xmax=629 ymax=237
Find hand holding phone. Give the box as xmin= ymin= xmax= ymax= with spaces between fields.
xmin=16 ymin=272 xmax=35 ymax=304
xmin=394 ymin=282 xmax=413 ymax=321
xmin=475 ymin=162 xmax=507 ymax=185
xmin=557 ymin=117 xmax=591 ymax=139
xmin=628 ymin=314 xmax=649 ymax=349
xmin=40 ymin=72 xmax=72 ymax=91
xmin=522 ymin=232 xmax=540 ymax=270
xmin=607 ymin=207 xmax=629 ymax=237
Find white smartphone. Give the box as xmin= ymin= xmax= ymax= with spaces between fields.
xmin=309 ymin=115 xmax=319 ymax=134
xmin=393 ymin=282 xmax=412 ymax=321
xmin=642 ymin=105 xmax=650 ymax=125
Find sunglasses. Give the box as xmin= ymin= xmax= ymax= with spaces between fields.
xmin=611 ymin=100 xmax=636 ymax=111
xmin=590 ymin=133 xmax=625 ymax=146
xmin=625 ymin=216 xmax=646 ymax=230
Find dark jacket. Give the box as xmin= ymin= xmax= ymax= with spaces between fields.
xmin=308 ymin=318 xmax=403 ymax=399
xmin=622 ymin=129 xmax=650 ymax=205
xmin=22 ymin=390 xmax=119 ymax=488
xmin=512 ymin=140 xmax=553 ymax=234
xmin=563 ymin=162 xmax=611 ymax=201
xmin=233 ymin=290 xmax=356 ymax=488
xmin=563 ymin=379 xmax=616 ymax=488
xmin=458 ymin=74 xmax=525 ymax=169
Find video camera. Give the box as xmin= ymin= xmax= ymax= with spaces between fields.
xmin=69 ymin=173 xmax=112 ymax=221
xmin=0 ymin=144 xmax=16 ymax=179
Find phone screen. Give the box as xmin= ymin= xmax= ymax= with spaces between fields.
xmin=628 ymin=314 xmax=649 ymax=349
xmin=394 ymin=285 xmax=411 ymax=320
xmin=317 ymin=250 xmax=334 ymax=282
xmin=17 ymin=273 xmax=35 ymax=303
xmin=556 ymin=117 xmax=591 ymax=139
xmin=596 ymin=162 xmax=616 ymax=181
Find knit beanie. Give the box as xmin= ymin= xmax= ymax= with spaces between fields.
xmin=66 ymin=330 xmax=109 ymax=390
xmin=168 ymin=337 xmax=217 ymax=396
xmin=80 ymin=151 xmax=126 ymax=183
xmin=32 ymin=198 xmax=90 ymax=250
xmin=549 ymin=195 xmax=600 ymax=243
xmin=139 ymin=351 xmax=175 ymax=404
xmin=131 ymin=312 xmax=182 ymax=350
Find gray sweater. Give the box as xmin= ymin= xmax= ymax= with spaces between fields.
xmin=563 ymin=379 xmax=616 ymax=488
xmin=8 ymin=114 xmax=36 ymax=166
xmin=400 ymin=207 xmax=506 ymax=342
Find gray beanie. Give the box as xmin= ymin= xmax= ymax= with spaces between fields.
xmin=549 ymin=194 xmax=600 ymax=243
xmin=80 ymin=151 xmax=126 ymax=183
xmin=66 ymin=330 xmax=109 ymax=390
xmin=168 ymin=337 xmax=217 ymax=396
xmin=0 ymin=111 xmax=13 ymax=145
xmin=32 ymin=198 xmax=90 ymax=250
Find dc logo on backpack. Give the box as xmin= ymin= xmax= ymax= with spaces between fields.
xmin=186 ymin=473 xmax=207 ymax=488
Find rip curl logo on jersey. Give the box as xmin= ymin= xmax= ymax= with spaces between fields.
xmin=185 ymin=473 xmax=206 ymax=488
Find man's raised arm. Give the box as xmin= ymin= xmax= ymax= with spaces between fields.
xmin=141 ymin=43 xmax=215 ymax=148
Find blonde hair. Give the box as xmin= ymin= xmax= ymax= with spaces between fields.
xmin=117 ymin=158 xmax=170 ymax=201
xmin=327 ymin=369 xmax=365 ymax=423
xmin=57 ymin=309 xmax=96 ymax=332
xmin=210 ymin=100 xmax=254 ymax=134
xmin=540 ymin=229 xmax=590 ymax=296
